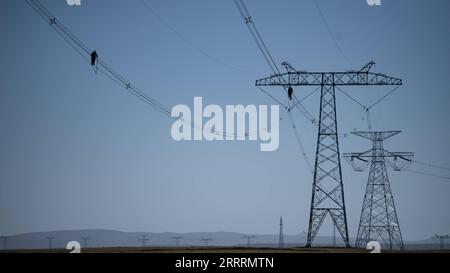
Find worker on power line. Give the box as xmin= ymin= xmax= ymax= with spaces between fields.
xmin=90 ymin=50 xmax=98 ymax=74
xmin=288 ymin=86 xmax=293 ymax=100
xmin=90 ymin=50 xmax=98 ymax=66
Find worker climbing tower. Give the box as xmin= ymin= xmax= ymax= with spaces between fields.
xmin=344 ymin=131 xmax=413 ymax=250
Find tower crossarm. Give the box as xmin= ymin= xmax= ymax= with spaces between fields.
xmin=383 ymin=151 xmax=414 ymax=160
xmin=351 ymin=131 xmax=401 ymax=141
xmin=255 ymin=71 xmax=402 ymax=87
xmin=384 ymin=151 xmax=414 ymax=171
xmin=344 ymin=151 xmax=413 ymax=159
xmin=343 ymin=150 xmax=372 ymax=171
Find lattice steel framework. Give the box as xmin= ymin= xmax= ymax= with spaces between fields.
xmin=256 ymin=62 xmax=402 ymax=247
xmin=344 ymin=131 xmax=413 ymax=250
xmin=278 ymin=216 xmax=284 ymax=248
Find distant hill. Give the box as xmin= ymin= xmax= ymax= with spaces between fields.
xmin=0 ymin=229 xmax=444 ymax=250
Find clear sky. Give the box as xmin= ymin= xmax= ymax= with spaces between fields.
xmin=1 ymin=0 xmax=449 ymax=242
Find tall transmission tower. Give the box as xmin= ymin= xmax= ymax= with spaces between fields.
xmin=256 ymin=61 xmax=402 ymax=247
xmin=278 ymin=217 xmax=284 ymax=248
xmin=139 ymin=234 xmax=149 ymax=248
xmin=46 ymin=236 xmax=55 ymax=250
xmin=433 ymin=234 xmax=450 ymax=249
xmin=201 ymin=238 xmax=213 ymax=247
xmin=171 ymin=236 xmax=183 ymax=247
xmin=81 ymin=237 xmax=90 ymax=248
xmin=241 ymin=235 xmax=256 ymax=247
xmin=344 ymin=131 xmax=413 ymax=250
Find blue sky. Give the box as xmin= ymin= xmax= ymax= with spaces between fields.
xmin=1 ymin=0 xmax=449 ymax=241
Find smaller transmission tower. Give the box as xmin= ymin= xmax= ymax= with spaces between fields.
xmin=0 ymin=236 xmax=10 ymax=250
xmin=278 ymin=217 xmax=284 ymax=248
xmin=241 ymin=235 xmax=256 ymax=247
xmin=344 ymin=131 xmax=413 ymax=250
xmin=433 ymin=234 xmax=450 ymax=249
xmin=46 ymin=236 xmax=55 ymax=250
xmin=81 ymin=237 xmax=90 ymax=248
xmin=201 ymin=238 xmax=213 ymax=247
xmin=139 ymin=234 xmax=149 ymax=248
xmin=171 ymin=236 xmax=183 ymax=247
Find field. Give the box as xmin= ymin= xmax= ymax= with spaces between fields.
xmin=3 ymin=246 xmax=450 ymax=253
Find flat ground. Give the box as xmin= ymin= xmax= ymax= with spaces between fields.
xmin=3 ymin=247 xmax=450 ymax=253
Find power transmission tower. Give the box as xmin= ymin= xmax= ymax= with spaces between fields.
xmin=81 ymin=237 xmax=90 ymax=248
xmin=278 ymin=217 xmax=284 ymax=248
xmin=46 ymin=236 xmax=55 ymax=250
xmin=171 ymin=236 xmax=183 ymax=247
xmin=139 ymin=234 xmax=149 ymax=248
xmin=201 ymin=238 xmax=213 ymax=247
xmin=433 ymin=234 xmax=450 ymax=250
xmin=344 ymin=131 xmax=413 ymax=250
xmin=256 ymin=61 xmax=402 ymax=247
xmin=241 ymin=235 xmax=255 ymax=247
xmin=0 ymin=236 xmax=10 ymax=250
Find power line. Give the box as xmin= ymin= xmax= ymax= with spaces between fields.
xmin=140 ymin=0 xmax=248 ymax=72
xmin=336 ymin=86 xmax=367 ymax=110
xmin=257 ymin=87 xmax=288 ymax=109
xmin=287 ymin=110 xmax=313 ymax=174
xmin=314 ymin=0 xmax=352 ymax=66
xmin=367 ymin=85 xmax=401 ymax=110
xmin=234 ymin=0 xmax=280 ymax=76
xmin=235 ymin=0 xmax=320 ymax=130
xmin=234 ymin=0 xmax=315 ymax=171
xmin=405 ymin=169 xmax=450 ymax=181
xmin=296 ymin=86 xmax=321 ymax=105
xmin=25 ymin=0 xmax=252 ymax=139
xmin=413 ymin=160 xmax=450 ymax=171
xmin=291 ymin=94 xmax=318 ymax=126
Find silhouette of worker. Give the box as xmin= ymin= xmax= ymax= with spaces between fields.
xmin=90 ymin=50 xmax=98 ymax=66
xmin=288 ymin=86 xmax=293 ymax=100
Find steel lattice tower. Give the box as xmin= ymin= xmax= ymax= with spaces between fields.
xmin=256 ymin=61 xmax=402 ymax=247
xmin=344 ymin=131 xmax=413 ymax=250
xmin=278 ymin=217 xmax=284 ymax=248
xmin=433 ymin=234 xmax=450 ymax=249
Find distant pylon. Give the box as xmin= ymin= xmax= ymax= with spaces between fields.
xmin=201 ymin=238 xmax=213 ymax=247
xmin=81 ymin=237 xmax=90 ymax=248
xmin=344 ymin=131 xmax=413 ymax=250
xmin=139 ymin=234 xmax=149 ymax=248
xmin=171 ymin=236 xmax=183 ymax=247
xmin=433 ymin=234 xmax=450 ymax=249
xmin=46 ymin=236 xmax=55 ymax=250
xmin=0 ymin=236 xmax=10 ymax=250
xmin=278 ymin=217 xmax=284 ymax=248
xmin=241 ymin=235 xmax=255 ymax=247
